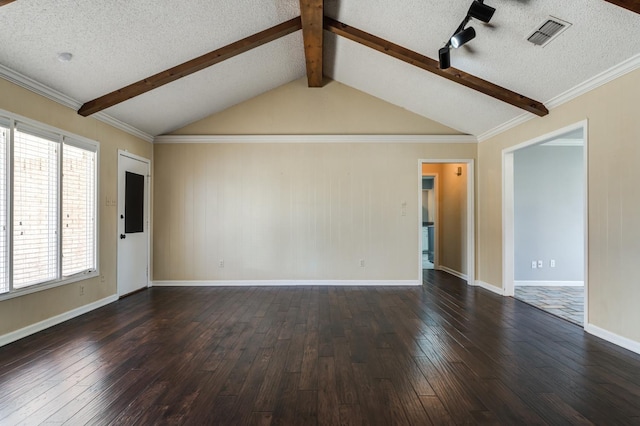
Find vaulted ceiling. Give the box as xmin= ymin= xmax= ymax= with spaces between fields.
xmin=1 ymin=0 xmax=639 ymax=139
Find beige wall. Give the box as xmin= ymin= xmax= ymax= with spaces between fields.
xmin=154 ymin=142 xmax=476 ymax=281
xmin=477 ymin=67 xmax=640 ymax=342
xmin=171 ymin=78 xmax=464 ymax=136
xmin=0 ymin=78 xmax=152 ymax=336
xmin=422 ymin=163 xmax=467 ymax=275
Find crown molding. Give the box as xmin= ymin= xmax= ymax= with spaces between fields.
xmin=541 ymin=138 xmax=584 ymax=147
xmin=546 ymin=53 xmax=640 ymax=109
xmin=92 ymin=112 xmax=153 ymax=142
xmin=476 ymin=113 xmax=534 ymax=143
xmin=0 ymin=65 xmax=153 ymax=143
xmin=478 ymin=53 xmax=640 ymax=143
xmin=154 ymin=134 xmax=478 ymax=144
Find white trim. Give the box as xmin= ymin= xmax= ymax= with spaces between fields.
xmin=542 ymin=139 xmax=584 ymax=147
xmin=514 ymin=280 xmax=584 ymax=287
xmin=477 ymin=113 xmax=533 ymax=143
xmin=151 ymin=280 xmax=420 ymax=287
xmin=0 ymin=65 xmax=153 ymax=143
xmin=93 ymin=113 xmax=153 ymax=143
xmin=472 ymin=280 xmax=506 ymax=296
xmin=0 ymin=295 xmax=118 ymax=347
xmin=585 ymin=324 xmax=640 ymax=356
xmin=546 ymin=53 xmax=640 ymax=109
xmin=438 ymin=266 xmax=468 ymax=281
xmin=477 ymin=53 xmax=640 ymax=143
xmin=154 ymin=134 xmax=478 ymax=144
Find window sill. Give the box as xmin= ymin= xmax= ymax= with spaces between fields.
xmin=0 ymin=270 xmax=100 ymax=302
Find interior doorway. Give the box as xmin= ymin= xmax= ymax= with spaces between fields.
xmin=502 ymin=121 xmax=587 ymax=326
xmin=419 ymin=160 xmax=474 ymax=286
xmin=422 ymin=176 xmax=436 ymax=270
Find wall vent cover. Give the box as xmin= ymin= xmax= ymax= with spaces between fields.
xmin=526 ymin=16 xmax=571 ymax=47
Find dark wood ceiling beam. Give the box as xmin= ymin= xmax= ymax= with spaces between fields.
xmin=299 ymin=0 xmax=324 ymax=87
xmin=78 ymin=17 xmax=302 ymax=117
xmin=0 ymin=1 xmax=17 ymax=6
xmin=324 ymin=17 xmax=548 ymax=117
xmin=604 ymin=0 xmax=640 ymax=14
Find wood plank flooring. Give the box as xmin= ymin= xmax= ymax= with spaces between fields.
xmin=1 ymin=270 xmax=640 ymax=425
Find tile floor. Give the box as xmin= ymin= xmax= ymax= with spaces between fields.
xmin=422 ymin=253 xmax=434 ymax=269
xmin=514 ymin=286 xmax=584 ymax=326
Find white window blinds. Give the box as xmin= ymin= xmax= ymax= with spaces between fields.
xmin=13 ymin=129 xmax=59 ymax=288
xmin=62 ymin=142 xmax=96 ymax=276
xmin=0 ymin=125 xmax=7 ymax=294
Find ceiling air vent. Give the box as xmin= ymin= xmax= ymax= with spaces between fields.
xmin=526 ymin=16 xmax=571 ymax=47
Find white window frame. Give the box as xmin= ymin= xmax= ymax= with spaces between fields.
xmin=0 ymin=109 xmax=99 ymax=301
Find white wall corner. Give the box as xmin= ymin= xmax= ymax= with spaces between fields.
xmin=585 ymin=323 xmax=640 ymax=356
xmin=0 ymin=295 xmax=118 ymax=348
xmin=472 ymin=280 xmax=506 ymax=296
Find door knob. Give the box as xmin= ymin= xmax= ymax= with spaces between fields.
xmin=120 ymin=234 xmax=126 ymax=239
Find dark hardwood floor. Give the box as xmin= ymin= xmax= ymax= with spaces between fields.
xmin=1 ymin=270 xmax=640 ymax=425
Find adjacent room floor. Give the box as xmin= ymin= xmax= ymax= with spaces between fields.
xmin=0 ymin=272 xmax=638 ymax=424
xmin=514 ymin=286 xmax=584 ymax=326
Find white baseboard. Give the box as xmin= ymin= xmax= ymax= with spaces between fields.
xmin=437 ymin=266 xmax=468 ymax=281
xmin=515 ymin=280 xmax=584 ymax=287
xmin=0 ymin=295 xmax=118 ymax=348
xmin=472 ymin=280 xmax=506 ymax=296
xmin=585 ymin=323 xmax=640 ymax=356
xmin=151 ymin=279 xmax=420 ymax=287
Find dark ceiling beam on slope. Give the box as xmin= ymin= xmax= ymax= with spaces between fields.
xmin=604 ymin=0 xmax=640 ymax=14
xmin=299 ymin=0 xmax=324 ymax=86
xmin=78 ymin=17 xmax=302 ymax=117
xmin=0 ymin=1 xmax=17 ymax=6
xmin=324 ymin=17 xmax=548 ymax=117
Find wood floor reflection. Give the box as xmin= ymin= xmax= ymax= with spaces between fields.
xmin=1 ymin=270 xmax=639 ymax=424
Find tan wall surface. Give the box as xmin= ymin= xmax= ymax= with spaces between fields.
xmin=0 ymin=78 xmax=152 ymax=336
xmin=153 ymin=142 xmax=476 ymax=281
xmin=477 ymin=67 xmax=640 ymax=342
xmin=422 ymin=163 xmax=467 ymax=275
xmin=171 ymin=78 xmax=464 ymax=136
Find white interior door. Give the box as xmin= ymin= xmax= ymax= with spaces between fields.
xmin=117 ymin=151 xmax=150 ymax=296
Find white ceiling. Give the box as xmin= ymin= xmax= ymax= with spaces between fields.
xmin=0 ymin=0 xmax=639 ymax=138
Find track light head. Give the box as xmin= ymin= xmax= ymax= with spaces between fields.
xmin=468 ymin=1 xmax=495 ymax=23
xmin=438 ymin=47 xmax=451 ymax=69
xmin=450 ymin=27 xmax=476 ymax=48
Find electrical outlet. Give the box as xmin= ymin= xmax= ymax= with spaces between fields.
xmin=537 ymin=260 xmax=543 ymax=268
xmin=401 ymin=201 xmax=407 ymax=217
xmin=550 ymin=259 xmax=556 ymax=268
xmin=360 ymin=259 xmax=365 ymax=267
xmin=531 ymin=261 xmax=537 ymax=269
xmin=79 ymin=285 xmax=84 ymax=296
xmin=100 ymin=275 xmax=105 ymax=283
xmin=219 ymin=259 xmax=224 ymax=268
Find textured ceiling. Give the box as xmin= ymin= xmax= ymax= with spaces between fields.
xmin=0 ymin=0 xmax=639 ymax=138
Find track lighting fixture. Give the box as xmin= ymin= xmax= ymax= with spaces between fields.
xmin=450 ymin=27 xmax=476 ymax=49
xmin=468 ymin=1 xmax=495 ymax=23
xmin=438 ymin=47 xmax=450 ymax=69
xmin=438 ymin=0 xmax=495 ymax=70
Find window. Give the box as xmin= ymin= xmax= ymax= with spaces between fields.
xmin=62 ymin=142 xmax=96 ymax=276
xmin=0 ymin=113 xmax=98 ymax=298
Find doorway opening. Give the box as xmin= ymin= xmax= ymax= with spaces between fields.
xmin=419 ymin=160 xmax=474 ymax=286
xmin=422 ymin=176 xmax=436 ymax=270
xmin=502 ymin=121 xmax=587 ymax=326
